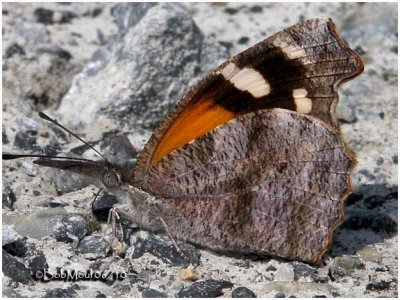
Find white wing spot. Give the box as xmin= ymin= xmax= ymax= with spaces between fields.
xmin=273 ymin=38 xmax=307 ymax=59
xmin=293 ymin=88 xmax=312 ymax=113
xmin=220 ymin=62 xmax=270 ymax=98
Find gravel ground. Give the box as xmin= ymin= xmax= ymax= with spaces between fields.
xmin=2 ymin=2 xmax=398 ymax=298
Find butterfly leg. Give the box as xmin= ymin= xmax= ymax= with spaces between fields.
xmin=158 ymin=216 xmax=195 ymax=268
xmin=107 ymin=207 xmax=127 ymax=258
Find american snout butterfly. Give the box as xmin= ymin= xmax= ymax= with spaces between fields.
xmin=3 ymin=18 xmax=364 ymax=264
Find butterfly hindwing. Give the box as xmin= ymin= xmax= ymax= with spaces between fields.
xmin=139 ymin=109 xmax=354 ymax=263
xmin=133 ymin=18 xmax=363 ymax=179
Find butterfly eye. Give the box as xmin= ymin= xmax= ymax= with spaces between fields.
xmin=102 ymin=170 xmax=121 ymax=188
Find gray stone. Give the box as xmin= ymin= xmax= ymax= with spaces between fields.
xmin=274 ymin=264 xmax=295 ymax=281
xmin=2 ymin=181 xmax=16 ymax=210
xmin=78 ymin=234 xmax=110 ymax=259
xmin=57 ymin=3 xmax=229 ymax=134
xmin=336 ymin=105 xmax=357 ymax=124
xmin=274 ymin=291 xmax=286 ymax=298
xmin=13 ymin=17 xmax=50 ymax=43
xmin=2 ymin=224 xmax=23 ymax=246
xmin=92 ymin=192 xmax=119 ymax=222
xmin=2 ymin=250 xmax=33 ymax=285
xmin=43 ymin=287 xmax=77 ymax=298
xmin=24 ymin=246 xmax=49 ymax=272
xmin=5 ymin=43 xmax=26 ymax=58
xmin=232 ymin=286 xmax=257 ymax=298
xmin=52 ymin=213 xmax=92 ymax=243
xmin=329 ymin=255 xmax=365 ymax=279
xmin=177 ymin=279 xmax=233 ymax=298
xmin=141 ymin=288 xmax=168 ymax=298
xmin=111 ymin=3 xmax=157 ymax=33
xmin=130 ymin=232 xmax=201 ymax=268
xmin=356 ymin=245 xmax=382 ymax=263
xmin=17 ymin=117 xmax=38 ymax=135
xmin=2 ymin=207 xmax=71 ymax=240
xmin=21 ymin=161 xmax=39 ymax=176
xmin=13 ymin=131 xmax=42 ymax=153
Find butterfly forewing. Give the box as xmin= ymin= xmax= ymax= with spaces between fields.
xmin=133 ymin=18 xmax=363 ymax=178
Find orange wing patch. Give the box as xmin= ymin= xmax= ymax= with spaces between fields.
xmin=150 ymin=97 xmax=235 ymax=166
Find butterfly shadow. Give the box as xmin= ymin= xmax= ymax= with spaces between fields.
xmin=327 ymin=183 xmax=398 ymax=258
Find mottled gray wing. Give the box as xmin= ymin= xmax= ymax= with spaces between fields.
xmin=139 ymin=109 xmax=355 ymax=263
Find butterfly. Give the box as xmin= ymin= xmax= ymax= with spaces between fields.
xmin=3 ymin=18 xmax=363 ymax=264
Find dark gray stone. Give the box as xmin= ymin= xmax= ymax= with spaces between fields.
xmin=177 ymin=279 xmax=233 ymax=298
xmin=3 ymin=127 xmax=9 ymax=144
xmin=78 ymin=234 xmax=110 ymax=259
xmin=5 ymin=42 xmax=26 ymax=58
xmin=51 ymin=213 xmax=91 ymax=243
xmin=24 ymin=246 xmax=49 ymax=272
xmin=274 ymin=292 xmax=286 ymax=298
xmin=47 ymin=167 xmax=95 ymax=194
xmin=37 ymin=46 xmax=73 ymax=61
xmin=2 ymin=250 xmax=33 ymax=285
xmin=43 ymin=287 xmax=77 ymax=298
xmin=232 ymin=286 xmax=257 ymax=298
xmin=291 ymin=262 xmax=318 ymax=280
xmin=2 ymin=181 xmax=16 ymax=210
xmin=366 ymin=279 xmax=395 ymax=291
xmin=92 ymin=192 xmax=119 ymax=222
xmin=100 ymin=133 xmax=137 ymax=165
xmin=130 ymin=233 xmax=200 ymax=268
xmin=2 ymin=224 xmax=27 ymax=256
xmin=13 ymin=131 xmax=42 ymax=153
xmin=142 ymin=288 xmax=168 ymax=298
xmin=34 ymin=7 xmax=54 ymax=24
xmin=95 ymin=291 xmax=107 ymax=298
xmin=17 ymin=117 xmax=38 ymax=135
xmin=44 ymin=137 xmax=62 ymax=156
xmin=83 ymin=7 xmax=103 ymax=18
xmin=249 ymin=5 xmax=263 ymax=13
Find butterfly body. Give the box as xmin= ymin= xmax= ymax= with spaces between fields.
xmin=7 ymin=18 xmax=363 ymax=264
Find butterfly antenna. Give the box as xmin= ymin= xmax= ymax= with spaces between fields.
xmin=38 ymin=112 xmax=106 ymax=160
xmin=2 ymin=153 xmax=96 ymax=162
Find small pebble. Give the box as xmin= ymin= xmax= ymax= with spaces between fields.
xmin=2 ymin=182 xmax=16 ymax=210
xmin=177 ymin=279 xmax=233 ymax=298
xmin=274 ymin=291 xmax=286 ymax=298
xmin=6 ymin=43 xmax=26 ymax=58
xmin=232 ymin=286 xmax=257 ymax=298
xmin=21 ymin=161 xmax=39 ymax=176
xmin=142 ymin=288 xmax=168 ymax=298
xmin=178 ymin=268 xmax=199 ymax=282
